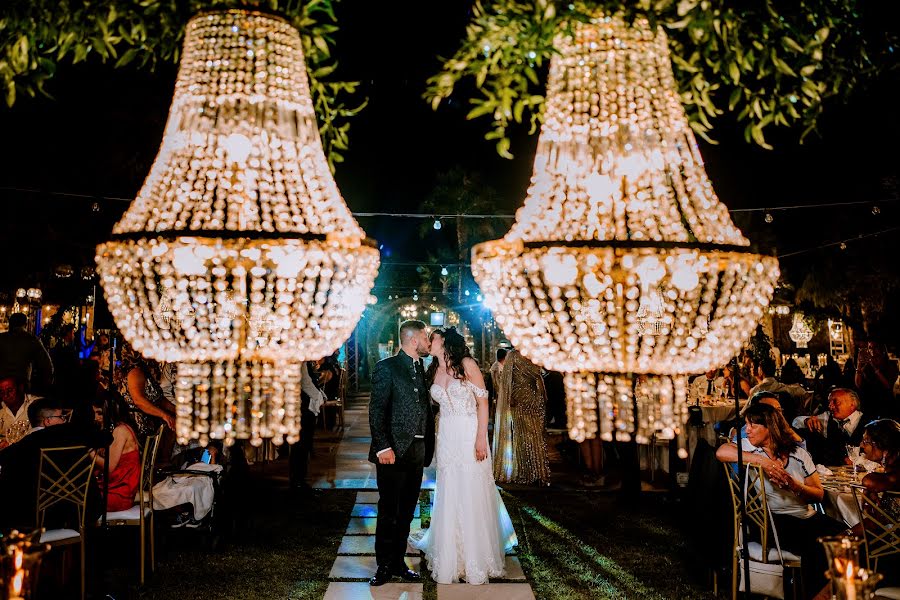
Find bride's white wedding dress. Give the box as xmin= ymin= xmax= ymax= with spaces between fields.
xmin=410 ymin=378 xmax=517 ymax=585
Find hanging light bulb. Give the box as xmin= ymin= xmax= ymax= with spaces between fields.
xmin=440 ymin=266 xmax=449 ymax=276
xmin=433 ymin=218 xmax=442 ymax=230
xmin=471 ymin=13 xmax=778 ymax=445
xmin=95 ymin=10 xmax=380 ymax=446
xmin=464 ymin=289 xmax=470 ymax=297
xmin=764 ymin=212 xmax=774 ymax=224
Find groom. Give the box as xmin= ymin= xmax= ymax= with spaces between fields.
xmin=368 ymin=319 xmax=435 ymax=586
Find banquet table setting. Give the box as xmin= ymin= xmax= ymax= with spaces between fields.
xmin=818 ymin=465 xmax=867 ymax=528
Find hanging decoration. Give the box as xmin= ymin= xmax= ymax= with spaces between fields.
xmin=472 ymin=13 xmax=779 ymax=445
xmin=96 ymin=10 xmax=379 ymax=446
xmin=789 ymin=313 xmax=814 ymax=349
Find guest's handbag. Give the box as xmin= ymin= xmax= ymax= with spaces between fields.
xmin=736 ymin=471 xmax=788 ymax=600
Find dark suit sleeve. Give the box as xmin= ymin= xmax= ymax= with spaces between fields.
xmin=369 ymin=360 xmax=394 ymax=454
xmin=30 ymin=338 xmax=54 ymax=391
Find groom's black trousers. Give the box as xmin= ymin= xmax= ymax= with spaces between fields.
xmin=375 ymin=439 xmax=425 ymax=569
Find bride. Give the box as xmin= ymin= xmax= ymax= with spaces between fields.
xmin=410 ymin=327 xmax=517 ymax=585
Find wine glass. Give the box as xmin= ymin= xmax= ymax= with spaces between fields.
xmin=846 ymin=445 xmax=863 ymax=478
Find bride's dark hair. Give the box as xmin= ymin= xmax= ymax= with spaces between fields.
xmin=425 ymin=327 xmax=473 ymax=383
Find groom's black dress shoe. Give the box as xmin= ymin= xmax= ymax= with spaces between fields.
xmin=391 ymin=566 xmax=422 ymax=582
xmin=370 ymin=566 xmax=392 ymax=586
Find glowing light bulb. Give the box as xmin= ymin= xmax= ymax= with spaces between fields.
xmin=433 ymin=219 xmax=442 ymax=230
xmin=541 ymin=249 xmax=578 ymax=287
xmin=440 ymin=266 xmax=449 ymax=276
xmin=221 ymin=133 xmax=252 ymax=164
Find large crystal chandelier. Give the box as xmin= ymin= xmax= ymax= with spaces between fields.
xmin=472 ymin=13 xmax=779 ymax=445
xmin=96 ymin=10 xmax=379 ymax=446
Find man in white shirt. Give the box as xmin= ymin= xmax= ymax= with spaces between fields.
xmin=289 ymin=361 xmax=328 ymax=490
xmin=689 ymin=369 xmax=725 ymax=400
xmin=791 ymin=388 xmax=870 ymax=465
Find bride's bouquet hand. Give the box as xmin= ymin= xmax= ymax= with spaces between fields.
xmin=475 ymin=438 xmax=488 ymax=462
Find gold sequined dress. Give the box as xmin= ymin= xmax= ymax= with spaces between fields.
xmin=494 ymin=350 xmax=550 ymax=485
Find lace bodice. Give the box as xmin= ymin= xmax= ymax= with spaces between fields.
xmin=430 ymin=379 xmax=487 ymax=417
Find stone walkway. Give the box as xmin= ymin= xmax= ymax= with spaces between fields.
xmin=318 ymin=400 xmax=536 ymax=600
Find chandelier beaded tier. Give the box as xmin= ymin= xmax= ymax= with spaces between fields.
xmin=96 ymin=10 xmax=379 ymax=446
xmin=472 ymin=13 xmax=779 ymax=444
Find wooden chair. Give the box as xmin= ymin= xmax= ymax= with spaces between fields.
xmin=99 ymin=425 xmax=164 ymax=585
xmin=37 ymin=446 xmax=97 ymax=600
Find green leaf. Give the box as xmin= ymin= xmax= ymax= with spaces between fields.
xmin=772 ymin=55 xmax=798 ymax=77
xmin=115 ymin=47 xmax=139 ymax=68
xmin=727 ymin=60 xmax=740 ymax=83
xmin=467 ymin=100 xmax=495 ymax=120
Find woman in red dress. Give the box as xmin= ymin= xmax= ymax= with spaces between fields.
xmin=92 ymin=392 xmax=141 ymax=512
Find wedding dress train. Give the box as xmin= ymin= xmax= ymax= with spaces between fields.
xmin=410 ymin=379 xmax=517 ymax=584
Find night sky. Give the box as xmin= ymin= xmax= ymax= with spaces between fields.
xmin=0 ymin=0 xmax=898 ymax=307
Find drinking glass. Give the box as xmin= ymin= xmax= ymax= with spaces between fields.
xmin=846 ymin=445 xmax=862 ymax=478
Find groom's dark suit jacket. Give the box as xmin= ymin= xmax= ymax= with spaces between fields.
xmin=368 ymin=352 xmax=435 ymax=465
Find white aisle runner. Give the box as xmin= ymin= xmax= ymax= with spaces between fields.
xmin=321 ymin=399 xmax=536 ymax=600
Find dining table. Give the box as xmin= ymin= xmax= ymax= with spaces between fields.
xmin=683 ymin=396 xmax=748 ymax=466
xmin=819 ymin=465 xmax=866 ymax=528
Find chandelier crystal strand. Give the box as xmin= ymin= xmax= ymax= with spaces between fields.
xmin=97 ymin=10 xmax=379 ymax=445
xmin=176 ymin=360 xmax=302 ymax=446
xmin=472 ymin=13 xmax=778 ymax=447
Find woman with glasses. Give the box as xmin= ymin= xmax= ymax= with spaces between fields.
xmin=859 ymin=419 xmax=900 ymax=519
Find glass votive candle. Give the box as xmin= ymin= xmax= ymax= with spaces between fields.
xmin=828 ymin=568 xmax=883 ymax=600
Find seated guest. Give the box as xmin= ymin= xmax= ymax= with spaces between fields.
xmin=792 ymin=388 xmax=872 ymax=466
xmin=690 ymin=368 xmax=725 ymax=399
xmin=91 ymin=393 xmax=141 ymax=512
xmin=0 ymin=397 xmax=111 ymax=530
xmin=859 ymin=419 xmax=900 ymax=518
xmin=716 ymin=403 xmax=846 ymax=595
xmin=747 ymin=356 xmax=810 ymax=421
xmin=115 ymin=342 xmax=176 ymax=440
xmin=734 ymin=391 xmax=804 ymax=444
xmin=722 ymin=363 xmax=750 ymax=399
xmin=0 ymin=376 xmax=41 ymax=446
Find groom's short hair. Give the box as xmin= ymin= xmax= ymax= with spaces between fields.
xmin=399 ymin=320 xmax=427 ymax=341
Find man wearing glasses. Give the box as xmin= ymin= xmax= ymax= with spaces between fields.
xmin=0 ymin=398 xmax=110 ymax=530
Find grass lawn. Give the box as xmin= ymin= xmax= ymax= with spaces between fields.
xmin=503 ymin=488 xmax=717 ymax=600
xmin=100 ymin=471 xmax=716 ymax=599
xmin=128 ymin=480 xmax=356 ymax=600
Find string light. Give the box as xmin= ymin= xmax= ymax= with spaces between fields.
xmin=95 ymin=10 xmax=379 ymax=446
xmin=433 ymin=218 xmax=442 ymax=230
xmin=471 ymin=13 xmax=778 ymax=446
xmin=4 ymin=186 xmax=895 ymax=219
xmin=440 ymin=266 xmax=449 ymax=276
xmin=765 ymin=212 xmax=774 ymax=224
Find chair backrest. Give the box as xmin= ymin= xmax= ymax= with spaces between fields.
xmin=853 ymin=488 xmax=900 ymax=570
xmin=37 ymin=446 xmax=97 ymax=532
xmin=338 ymin=367 xmax=347 ymax=403
xmin=722 ymin=463 xmax=742 ymax=548
xmin=743 ymin=464 xmax=773 ymax=559
xmin=137 ymin=426 xmax=164 ymax=508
